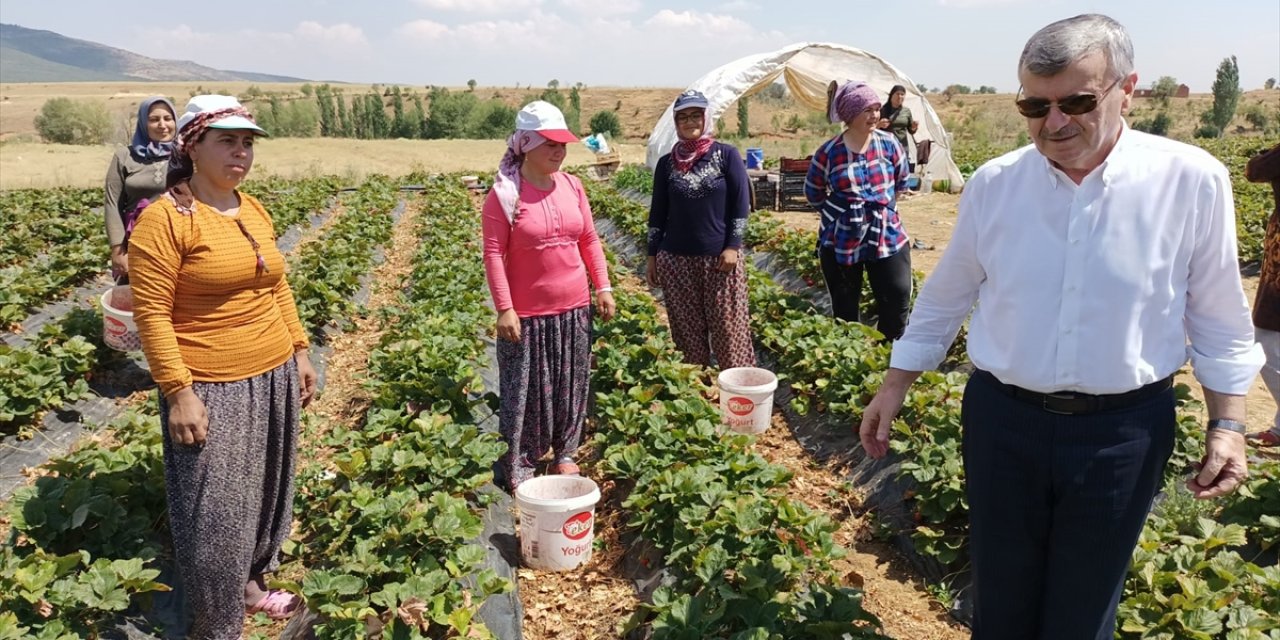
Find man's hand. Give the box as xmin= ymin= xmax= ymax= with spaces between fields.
xmin=1187 ymin=429 xmax=1249 ymax=499
xmin=858 ymin=368 xmax=921 ymax=458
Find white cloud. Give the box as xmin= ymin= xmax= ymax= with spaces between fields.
xmin=717 ymin=0 xmax=762 ymax=11
xmin=644 ymin=10 xmax=759 ymax=38
xmin=294 ymin=21 xmax=367 ymax=46
xmin=557 ymin=0 xmax=641 ymax=16
xmin=397 ymin=19 xmax=450 ymax=40
xmin=411 ymin=0 xmax=543 ymax=12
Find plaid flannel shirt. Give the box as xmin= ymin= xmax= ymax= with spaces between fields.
xmin=804 ymin=130 xmax=910 ymax=265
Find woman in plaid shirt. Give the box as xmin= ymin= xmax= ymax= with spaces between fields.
xmin=805 ymin=81 xmax=912 ymax=339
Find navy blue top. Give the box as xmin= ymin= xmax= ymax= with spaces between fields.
xmin=647 ymin=141 xmax=751 ymax=257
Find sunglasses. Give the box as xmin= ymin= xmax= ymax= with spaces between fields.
xmin=675 ymin=111 xmax=705 ymax=124
xmin=1014 ymin=76 xmax=1123 ymax=118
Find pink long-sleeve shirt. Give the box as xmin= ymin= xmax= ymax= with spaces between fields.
xmin=482 ymin=172 xmax=611 ymax=317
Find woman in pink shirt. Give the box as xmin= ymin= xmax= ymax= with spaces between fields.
xmin=482 ymin=101 xmax=616 ymax=491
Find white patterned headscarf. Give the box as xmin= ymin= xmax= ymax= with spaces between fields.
xmin=493 ymin=129 xmax=548 ymax=224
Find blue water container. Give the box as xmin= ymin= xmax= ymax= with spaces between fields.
xmin=746 ymin=147 xmax=764 ymax=169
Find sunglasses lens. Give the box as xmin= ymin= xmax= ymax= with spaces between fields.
xmin=1058 ymin=95 xmax=1098 ymax=115
xmin=1016 ymin=100 xmax=1051 ymax=118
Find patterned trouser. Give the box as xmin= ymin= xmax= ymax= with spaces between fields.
xmin=159 ymin=358 xmax=299 ymax=640
xmin=496 ymin=305 xmax=593 ymax=490
xmin=655 ymin=251 xmax=756 ymax=369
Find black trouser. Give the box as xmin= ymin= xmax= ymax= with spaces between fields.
xmin=819 ymin=245 xmax=911 ymax=340
xmin=961 ymin=370 xmax=1175 ymax=640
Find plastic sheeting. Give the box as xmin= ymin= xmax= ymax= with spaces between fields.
xmin=645 ymin=42 xmax=966 ymax=190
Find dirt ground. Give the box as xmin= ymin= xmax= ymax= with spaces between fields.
xmin=763 ymin=195 xmax=1279 ymax=436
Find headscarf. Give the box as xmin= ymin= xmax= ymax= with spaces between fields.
xmin=165 ymin=106 xmax=258 ymax=190
xmin=129 ymin=97 xmax=176 ymax=162
xmin=493 ymin=129 xmax=548 ymax=224
xmin=828 ymin=82 xmax=882 ymax=124
xmin=880 ymin=85 xmax=907 ymax=121
xmin=671 ymin=110 xmax=714 ymax=173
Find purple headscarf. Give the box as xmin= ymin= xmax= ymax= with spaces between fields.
xmin=828 ymin=82 xmax=882 ymax=124
xmin=493 ymin=129 xmax=548 ymax=224
xmin=129 ymin=96 xmax=176 ymax=162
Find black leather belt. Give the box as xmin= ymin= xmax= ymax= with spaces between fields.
xmin=975 ymin=370 xmax=1174 ymax=416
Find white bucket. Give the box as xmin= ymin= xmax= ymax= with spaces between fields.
xmin=718 ymin=367 xmax=779 ymax=434
xmin=514 ymin=475 xmax=601 ymax=571
xmin=100 ymin=285 xmax=141 ymax=352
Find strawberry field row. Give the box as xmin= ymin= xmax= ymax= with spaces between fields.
xmin=283 ymin=177 xmax=510 ymax=639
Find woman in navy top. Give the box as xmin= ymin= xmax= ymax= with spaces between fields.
xmin=646 ymin=90 xmax=755 ymax=369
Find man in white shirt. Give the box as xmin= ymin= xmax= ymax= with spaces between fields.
xmin=858 ymin=13 xmax=1263 ymax=640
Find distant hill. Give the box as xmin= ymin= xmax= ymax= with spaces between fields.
xmin=0 ymin=23 xmax=305 ymax=83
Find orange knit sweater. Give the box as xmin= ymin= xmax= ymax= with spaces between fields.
xmin=128 ymin=192 xmax=308 ymax=397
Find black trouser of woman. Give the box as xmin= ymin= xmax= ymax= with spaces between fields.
xmin=819 ymin=244 xmax=911 ymax=340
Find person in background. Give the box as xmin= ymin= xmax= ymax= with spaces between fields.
xmin=805 ymin=81 xmax=912 ymax=338
xmin=129 ymin=95 xmax=316 ymax=639
xmin=1246 ymin=142 xmax=1280 ymax=447
xmin=860 ymin=15 xmax=1261 ymax=639
xmin=646 ymin=89 xmax=755 ymax=369
xmin=482 ymin=100 xmax=616 ymax=491
xmin=104 ymin=96 xmax=176 ymax=282
xmin=878 ymin=85 xmax=919 ymax=173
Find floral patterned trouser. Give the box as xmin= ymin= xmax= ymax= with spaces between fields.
xmin=656 ymin=251 xmax=756 ymax=369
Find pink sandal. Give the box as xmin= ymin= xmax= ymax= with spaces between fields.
xmin=1247 ymin=430 xmax=1280 ymax=447
xmin=246 ymin=590 xmax=300 ymax=620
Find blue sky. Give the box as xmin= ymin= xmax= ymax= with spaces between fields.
xmin=2 ymin=0 xmax=1277 ymax=92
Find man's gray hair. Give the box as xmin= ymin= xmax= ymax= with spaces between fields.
xmin=1019 ymin=14 xmax=1134 ymax=79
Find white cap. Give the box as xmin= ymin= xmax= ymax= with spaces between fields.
xmin=177 ymin=94 xmax=268 ymax=136
xmin=515 ymin=100 xmax=577 ymax=143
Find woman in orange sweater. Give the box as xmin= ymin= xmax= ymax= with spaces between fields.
xmin=129 ymin=95 xmax=316 ymax=639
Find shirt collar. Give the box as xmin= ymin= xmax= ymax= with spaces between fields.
xmin=1038 ymin=121 xmax=1131 ymax=190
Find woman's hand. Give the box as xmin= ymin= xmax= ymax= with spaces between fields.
xmin=496 ymin=309 xmax=522 ymax=343
xmin=110 ymin=245 xmax=129 ymax=280
xmin=877 ymin=118 xmax=891 ymax=129
xmin=296 ymin=350 xmax=317 ymax=408
xmin=596 ymin=291 xmax=616 ymax=322
xmin=646 ymin=256 xmax=660 ymax=288
xmin=909 ymin=120 xmax=919 ymax=134
xmin=718 ymin=248 xmax=740 ymax=272
xmin=167 ymin=387 xmax=209 ymax=446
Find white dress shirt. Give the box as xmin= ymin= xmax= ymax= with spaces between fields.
xmin=891 ymin=127 xmax=1264 ymax=395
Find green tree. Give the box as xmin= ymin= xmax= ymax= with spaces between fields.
xmin=391 ymin=86 xmax=416 ymax=138
xmin=300 ymin=83 xmax=314 ymax=97
xmin=411 ymin=95 xmax=428 ymax=139
xmin=537 ymin=87 xmax=566 ymax=112
xmin=567 ymin=86 xmax=582 ymax=134
xmin=315 ymin=84 xmax=337 ymax=137
xmin=976 ymin=86 xmax=997 ymax=94
xmin=336 ymin=92 xmax=351 ymax=137
xmin=33 ymin=97 xmax=112 ymax=144
xmin=425 ymin=87 xmax=479 ymax=139
xmin=467 ymin=100 xmax=518 ymax=138
xmin=1150 ymin=76 xmax=1180 ymax=107
xmin=468 ymin=79 xmax=477 ymax=92
xmin=365 ymin=92 xmax=389 ymax=138
xmin=547 ymin=79 xmax=560 ymax=90
xmin=916 ymin=83 xmax=929 ymax=93
xmin=589 ymin=110 xmax=622 ymax=139
xmin=1266 ymin=78 xmax=1276 ymax=90
xmin=736 ymin=98 xmax=749 ymax=137
xmin=350 ymin=94 xmax=366 ymax=138
xmin=1208 ymin=55 xmax=1240 ymax=137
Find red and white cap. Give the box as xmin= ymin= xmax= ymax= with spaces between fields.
xmin=516 ymin=100 xmax=578 ymax=143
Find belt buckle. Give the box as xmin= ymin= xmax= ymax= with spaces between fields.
xmin=1043 ymin=391 xmax=1078 ymax=415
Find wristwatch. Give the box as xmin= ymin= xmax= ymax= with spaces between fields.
xmin=1207 ymin=419 xmax=1247 ymax=435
